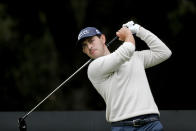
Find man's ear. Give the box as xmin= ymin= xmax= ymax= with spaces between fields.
xmin=100 ymin=34 xmax=106 ymax=44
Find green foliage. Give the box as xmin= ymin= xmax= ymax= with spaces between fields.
xmin=168 ymin=0 xmax=196 ymax=36
xmin=0 ymin=4 xmax=62 ymax=110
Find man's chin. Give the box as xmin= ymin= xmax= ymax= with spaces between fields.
xmin=90 ymin=55 xmax=100 ymax=59
xmin=89 ymin=52 xmax=104 ymax=59
xmin=91 ymin=56 xmax=97 ymax=59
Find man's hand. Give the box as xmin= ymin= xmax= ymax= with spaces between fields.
xmin=123 ymin=21 xmax=140 ymax=34
xmin=116 ymin=27 xmax=135 ymax=44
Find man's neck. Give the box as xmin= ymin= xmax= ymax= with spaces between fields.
xmin=104 ymin=46 xmax=110 ymax=56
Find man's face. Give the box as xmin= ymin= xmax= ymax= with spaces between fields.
xmin=82 ymin=35 xmax=106 ymax=59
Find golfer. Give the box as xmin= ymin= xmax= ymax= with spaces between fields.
xmin=77 ymin=21 xmax=172 ymax=131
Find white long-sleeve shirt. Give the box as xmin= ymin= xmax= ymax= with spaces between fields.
xmin=87 ymin=27 xmax=172 ymax=122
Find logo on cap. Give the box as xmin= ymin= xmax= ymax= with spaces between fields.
xmin=78 ymin=29 xmax=89 ymax=40
xmin=96 ymin=29 xmax=100 ymax=34
xmin=77 ymin=27 xmax=102 ymax=45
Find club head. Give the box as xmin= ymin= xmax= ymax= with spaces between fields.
xmin=18 ymin=118 xmax=27 ymax=131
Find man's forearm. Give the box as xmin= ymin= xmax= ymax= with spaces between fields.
xmin=136 ymin=27 xmax=172 ymax=68
xmin=88 ymin=42 xmax=135 ymax=82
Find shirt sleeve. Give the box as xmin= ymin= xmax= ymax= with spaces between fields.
xmin=136 ymin=27 xmax=172 ymax=69
xmin=88 ymin=42 xmax=135 ymax=83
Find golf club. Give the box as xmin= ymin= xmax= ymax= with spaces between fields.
xmin=18 ymin=35 xmax=118 ymax=131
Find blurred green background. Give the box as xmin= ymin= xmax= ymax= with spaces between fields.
xmin=0 ymin=0 xmax=196 ymax=111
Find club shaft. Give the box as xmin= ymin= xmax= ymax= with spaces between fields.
xmin=21 ymin=36 xmax=118 ymax=120
xmin=106 ymin=36 xmax=118 ymax=47
xmin=22 ymin=59 xmax=93 ymax=120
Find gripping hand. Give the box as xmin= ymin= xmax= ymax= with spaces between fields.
xmin=122 ymin=21 xmax=140 ymax=34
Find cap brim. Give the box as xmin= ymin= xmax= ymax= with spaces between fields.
xmin=76 ymin=35 xmax=95 ymax=48
xmin=76 ymin=33 xmax=102 ymax=49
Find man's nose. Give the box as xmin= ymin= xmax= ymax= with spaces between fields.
xmin=87 ymin=43 xmax=93 ymax=49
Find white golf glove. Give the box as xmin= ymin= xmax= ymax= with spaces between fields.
xmin=123 ymin=21 xmax=140 ymax=34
